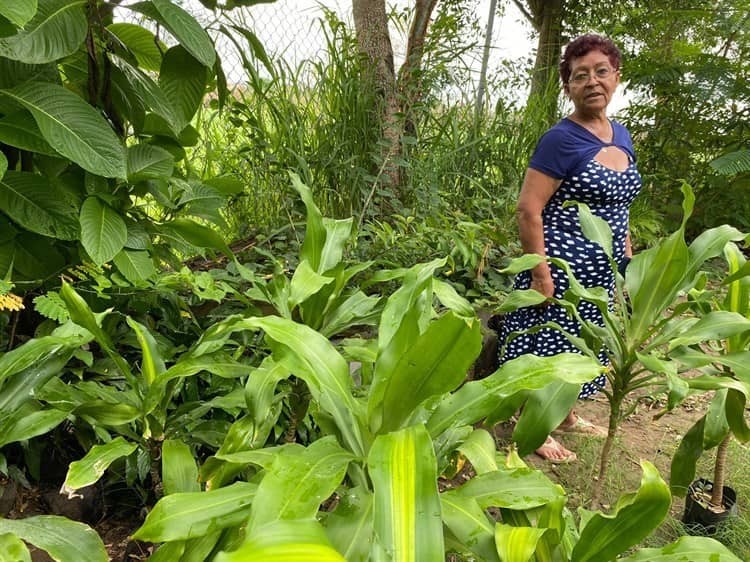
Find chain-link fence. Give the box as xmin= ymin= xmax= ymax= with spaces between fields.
xmin=114 ymin=1 xmax=533 ymax=103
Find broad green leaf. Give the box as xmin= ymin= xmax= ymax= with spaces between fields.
xmin=0 ymin=0 xmax=85 ymax=64
xmin=215 ymin=519 xmax=347 ymax=562
xmin=289 ymin=259 xmax=334 ymax=310
xmin=575 ymin=202 xmax=614 ymax=258
xmin=127 ymin=144 xmax=174 ymax=182
xmin=73 ymin=401 xmax=140 ymax=426
xmin=513 ymin=381 xmax=581 ymax=455
xmin=495 ymin=524 xmax=549 ymax=562
xmin=162 ymin=439 xmax=199 ymax=495
xmin=433 ymin=279 xmax=475 ymax=317
xmin=0 ymin=333 xmax=83 ymax=388
xmin=1 ymin=81 xmax=126 ymax=178
xmin=113 ymin=249 xmax=157 ymax=284
xmin=670 ymin=417 xmax=706 ymax=496
xmin=290 ymin=172 xmax=325 ymax=272
xmin=151 ymin=0 xmax=216 ymax=68
xmin=427 ymin=353 xmax=602 ymax=437
xmin=0 ymin=0 xmax=37 ymax=28
xmin=0 ymin=111 xmax=58 ymax=155
xmin=0 ymin=532 xmax=31 ymax=562
xmin=668 ymin=311 xmax=750 ymax=349
xmin=0 ymin=150 xmax=6 ymax=179
xmin=378 ymin=258 xmax=446 ymax=351
xmin=63 ymin=437 xmax=137 ymax=494
xmin=0 ymin=516 xmax=107 ymax=562
xmin=703 ymin=390 xmax=729 ymax=449
xmin=318 ymin=291 xmax=381 ymax=338
xmin=160 ymin=45 xmax=208 ymax=130
xmin=374 ymin=312 xmax=482 ymax=434
xmin=0 ymin=406 xmax=69 ymax=448
xmin=457 ymin=429 xmax=498 ymax=475
xmin=452 ymin=467 xmax=563 ymax=510
xmin=368 ymin=424 xmax=444 ymax=562
xmin=0 ymin=171 xmax=79 ymax=240
xmin=110 ymin=55 xmax=181 ymax=135
xmin=572 ymin=462 xmax=671 ymax=562
xmin=133 ymin=481 xmax=257 ymax=542
xmin=249 ymin=437 xmax=354 ymax=531
xmin=126 ymin=316 xmax=165 ymax=387
xmin=161 ymin=217 xmax=233 ymax=258
xmin=318 ymin=217 xmax=353 ymax=274
xmin=246 ymin=315 xmax=367 ymax=457
xmin=619 ymin=536 xmax=743 ymax=561
xmin=0 ymin=350 xmax=75 ymax=413
xmin=726 ymin=389 xmax=750 ymax=442
xmin=440 ymin=493 xmax=499 ymax=562
xmin=325 ymin=486 xmax=374 ymax=562
xmin=626 ymin=230 xmax=689 ymax=341
xmin=80 ymin=196 xmax=128 ymax=265
xmin=106 ymin=23 xmax=163 ymax=72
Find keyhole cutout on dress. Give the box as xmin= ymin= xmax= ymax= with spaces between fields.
xmin=594 ymin=146 xmax=629 ymax=172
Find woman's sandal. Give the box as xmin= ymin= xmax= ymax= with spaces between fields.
xmin=535 ymin=436 xmax=577 ymax=464
xmin=553 ymin=415 xmax=607 ymax=438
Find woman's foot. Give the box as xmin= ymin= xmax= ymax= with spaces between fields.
xmin=535 ymin=436 xmax=577 ymax=464
xmin=553 ymin=414 xmax=607 ymax=438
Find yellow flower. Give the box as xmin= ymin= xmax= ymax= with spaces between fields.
xmin=0 ymin=292 xmax=24 ymax=312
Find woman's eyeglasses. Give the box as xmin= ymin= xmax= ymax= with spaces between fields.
xmin=569 ymin=66 xmax=617 ymax=85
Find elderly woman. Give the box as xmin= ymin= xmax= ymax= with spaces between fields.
xmin=497 ymin=34 xmax=641 ymax=463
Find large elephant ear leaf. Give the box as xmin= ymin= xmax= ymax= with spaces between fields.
xmin=0 ymin=0 xmax=37 ymax=28
xmin=149 ymin=0 xmax=216 ymax=68
xmin=0 ymin=81 xmax=127 ymax=178
xmin=0 ymin=0 xmax=86 ymax=64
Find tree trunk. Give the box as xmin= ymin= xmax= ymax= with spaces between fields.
xmin=352 ymin=0 xmax=402 ymax=194
xmin=590 ymin=395 xmax=620 ymax=510
xmin=710 ymin=434 xmax=731 ymax=508
xmin=515 ymin=0 xmax=565 ymax=126
xmin=353 ymin=0 xmax=440 ymax=202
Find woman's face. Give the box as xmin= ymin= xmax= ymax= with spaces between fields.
xmin=564 ymin=49 xmax=620 ymax=114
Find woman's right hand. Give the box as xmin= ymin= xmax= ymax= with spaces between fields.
xmin=530 ymin=268 xmax=555 ymax=301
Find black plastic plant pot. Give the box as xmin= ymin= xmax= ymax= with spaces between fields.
xmin=682 ymin=478 xmax=739 ymax=534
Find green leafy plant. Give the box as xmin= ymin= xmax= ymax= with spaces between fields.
xmin=500 ymin=183 xmax=749 ymax=509
xmin=0 ymin=0 xmax=254 ymax=292
xmin=669 ymin=239 xmax=750 ymax=511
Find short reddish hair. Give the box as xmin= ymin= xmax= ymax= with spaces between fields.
xmin=559 ymin=34 xmax=621 ymax=84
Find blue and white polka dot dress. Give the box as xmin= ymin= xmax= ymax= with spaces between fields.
xmin=499 ymin=156 xmax=642 ymax=398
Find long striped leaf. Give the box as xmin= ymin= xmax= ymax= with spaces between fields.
xmin=1 ymin=81 xmax=126 ymax=178
xmin=133 ymin=481 xmax=258 ymax=542
xmin=571 ymin=461 xmax=671 ymax=562
xmin=215 ymin=519 xmax=347 ymax=562
xmin=373 ymin=311 xmax=482 ymax=434
xmin=513 ymin=381 xmax=581 ymax=455
xmin=0 ymin=516 xmax=107 ymax=562
xmin=495 ymin=524 xmax=549 ymax=562
xmin=367 ymin=424 xmax=444 ymax=562
xmin=0 ymin=531 xmax=31 ymax=562
xmin=0 ymin=0 xmax=85 ymax=64
xmin=162 ymin=439 xmax=200 ymax=495
xmin=457 ymin=428 xmax=498 ymax=475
